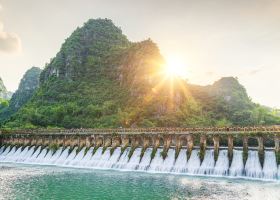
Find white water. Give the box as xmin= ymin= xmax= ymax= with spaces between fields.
xmin=229 ymin=150 xmax=244 ymax=177
xmin=68 ymin=147 xmax=86 ymax=166
xmin=0 ymin=145 xmax=279 ymax=180
xmin=198 ymin=150 xmax=215 ymax=175
xmin=263 ymin=151 xmax=278 ymax=179
xmin=96 ymin=148 xmax=112 ymax=168
xmin=113 ymin=148 xmax=130 ymax=169
xmin=137 ymin=148 xmax=152 ymax=171
xmin=173 ymin=149 xmax=187 ymax=173
xmin=55 ymin=147 xmax=70 ymax=165
xmin=245 ymin=150 xmax=263 ymax=179
xmin=103 ymin=147 xmax=121 ymax=169
xmin=0 ymin=146 xmax=4 ymax=154
xmin=186 ymin=149 xmax=200 ymax=174
xmin=79 ymin=147 xmax=94 ymax=166
xmin=63 ymin=147 xmax=78 ymax=166
xmin=148 ymin=149 xmax=164 ymax=172
xmin=213 ymin=150 xmax=229 ymax=176
xmin=4 ymin=147 xmax=23 ymax=162
xmin=124 ymin=148 xmax=141 ymax=170
xmin=0 ymin=147 xmax=10 ymax=161
xmin=17 ymin=146 xmax=35 ymax=163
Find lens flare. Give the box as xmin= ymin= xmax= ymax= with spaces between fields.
xmin=164 ymin=55 xmax=188 ymax=79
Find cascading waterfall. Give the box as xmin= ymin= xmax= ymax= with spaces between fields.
xmin=172 ymin=149 xmax=187 ymax=173
xmin=4 ymin=147 xmax=22 ymax=162
xmin=245 ymin=150 xmax=263 ymax=179
xmin=148 ymin=149 xmax=164 ymax=172
xmin=96 ymin=148 xmax=112 ymax=168
xmin=213 ymin=150 xmax=229 ymax=176
xmin=263 ymin=151 xmax=278 ymax=179
xmin=0 ymin=145 xmax=279 ymax=180
xmin=0 ymin=146 xmax=4 ymax=154
xmin=161 ymin=149 xmax=176 ymax=172
xmin=68 ymin=147 xmax=86 ymax=166
xmin=25 ymin=146 xmax=42 ymax=163
xmin=124 ymin=148 xmax=141 ymax=170
xmin=113 ymin=148 xmax=130 ymax=169
xmin=198 ymin=150 xmax=215 ymax=175
xmin=137 ymin=148 xmax=152 ymax=171
xmin=55 ymin=147 xmax=70 ymax=165
xmin=103 ymin=147 xmax=121 ymax=169
xmin=229 ymin=150 xmax=244 ymax=177
xmin=278 ymin=165 xmax=280 ymax=178
xmin=63 ymin=147 xmax=78 ymax=166
xmin=0 ymin=146 xmax=11 ymax=158
xmin=78 ymin=147 xmax=94 ymax=166
xmin=186 ymin=149 xmax=200 ymax=174
xmin=18 ymin=146 xmax=35 ymax=163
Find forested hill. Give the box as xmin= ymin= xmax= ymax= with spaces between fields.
xmin=0 ymin=78 xmax=12 ymax=114
xmin=0 ymin=67 xmax=41 ymax=123
xmin=2 ymin=18 xmax=280 ymax=129
xmin=0 ymin=78 xmax=12 ymax=100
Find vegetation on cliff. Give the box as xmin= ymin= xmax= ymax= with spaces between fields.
xmin=0 ymin=78 xmax=12 ymax=115
xmin=1 ymin=18 xmax=280 ymax=129
xmin=0 ymin=67 xmax=41 ymax=123
xmin=0 ymin=78 xmax=12 ymax=101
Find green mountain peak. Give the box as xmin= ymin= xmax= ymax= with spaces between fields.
xmin=1 ymin=19 xmax=279 ymax=129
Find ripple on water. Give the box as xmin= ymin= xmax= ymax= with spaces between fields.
xmin=0 ymin=163 xmax=279 ymax=200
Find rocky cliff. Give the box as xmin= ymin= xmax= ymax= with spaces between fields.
xmin=0 ymin=67 xmax=41 ymax=122
xmin=2 ymin=19 xmax=279 ymax=129
xmin=0 ymin=78 xmax=12 ymax=100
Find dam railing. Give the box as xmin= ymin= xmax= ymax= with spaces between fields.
xmin=1 ymin=126 xmax=280 ymax=136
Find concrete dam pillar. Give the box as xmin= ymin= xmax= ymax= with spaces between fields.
xmin=142 ymin=136 xmax=151 ymax=150
xmin=213 ymin=135 xmax=220 ymax=162
xmin=228 ymin=135 xmax=234 ymax=165
xmin=275 ymin=137 xmax=280 ymax=165
xmin=121 ymin=136 xmax=130 ymax=148
xmin=163 ymin=135 xmax=172 ymax=151
xmin=257 ymin=136 xmax=265 ymax=167
xmin=199 ymin=135 xmax=207 ymax=163
xmin=112 ymin=137 xmax=121 ymax=149
xmin=275 ymin=137 xmax=279 ymax=152
xmin=243 ymin=136 xmax=248 ymax=164
xmin=152 ymin=136 xmax=160 ymax=149
xmin=186 ymin=135 xmax=193 ymax=160
xmin=104 ymin=137 xmax=112 ymax=148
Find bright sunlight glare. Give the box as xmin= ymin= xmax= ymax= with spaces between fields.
xmin=164 ymin=55 xmax=188 ymax=79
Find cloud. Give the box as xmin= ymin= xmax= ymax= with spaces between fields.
xmin=249 ymin=68 xmax=262 ymax=75
xmin=248 ymin=66 xmax=270 ymax=76
xmin=0 ymin=11 xmax=22 ymax=54
xmin=205 ymin=71 xmax=215 ymax=76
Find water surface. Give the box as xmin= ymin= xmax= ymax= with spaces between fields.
xmin=0 ymin=163 xmax=279 ymax=200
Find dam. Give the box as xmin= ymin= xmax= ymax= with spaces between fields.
xmin=1 ymin=127 xmax=280 ymax=180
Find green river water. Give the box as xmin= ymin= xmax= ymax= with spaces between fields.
xmin=0 ymin=163 xmax=279 ymax=200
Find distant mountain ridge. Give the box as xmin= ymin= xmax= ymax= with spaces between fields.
xmin=0 ymin=67 xmax=41 ymax=123
xmin=1 ymin=18 xmax=279 ymax=129
xmin=0 ymin=78 xmax=12 ymax=100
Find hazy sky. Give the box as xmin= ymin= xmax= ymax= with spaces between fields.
xmin=0 ymin=0 xmax=280 ymax=107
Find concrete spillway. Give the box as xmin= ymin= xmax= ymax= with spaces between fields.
xmin=1 ymin=127 xmax=280 ymax=180
xmin=0 ymin=145 xmax=279 ymax=180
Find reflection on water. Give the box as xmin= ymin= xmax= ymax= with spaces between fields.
xmin=0 ymin=163 xmax=279 ymax=200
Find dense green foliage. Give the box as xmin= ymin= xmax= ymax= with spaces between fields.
xmin=0 ymin=78 xmax=11 ymax=117
xmin=1 ymin=18 xmax=280 ymax=129
xmin=0 ymin=67 xmax=41 ymax=123
xmin=0 ymin=78 xmax=12 ymax=100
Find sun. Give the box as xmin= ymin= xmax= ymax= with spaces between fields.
xmin=163 ymin=55 xmax=188 ymax=79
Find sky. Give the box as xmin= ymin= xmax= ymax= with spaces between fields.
xmin=0 ymin=0 xmax=280 ymax=108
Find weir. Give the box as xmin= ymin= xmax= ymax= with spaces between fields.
xmin=0 ymin=127 xmax=280 ymax=180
